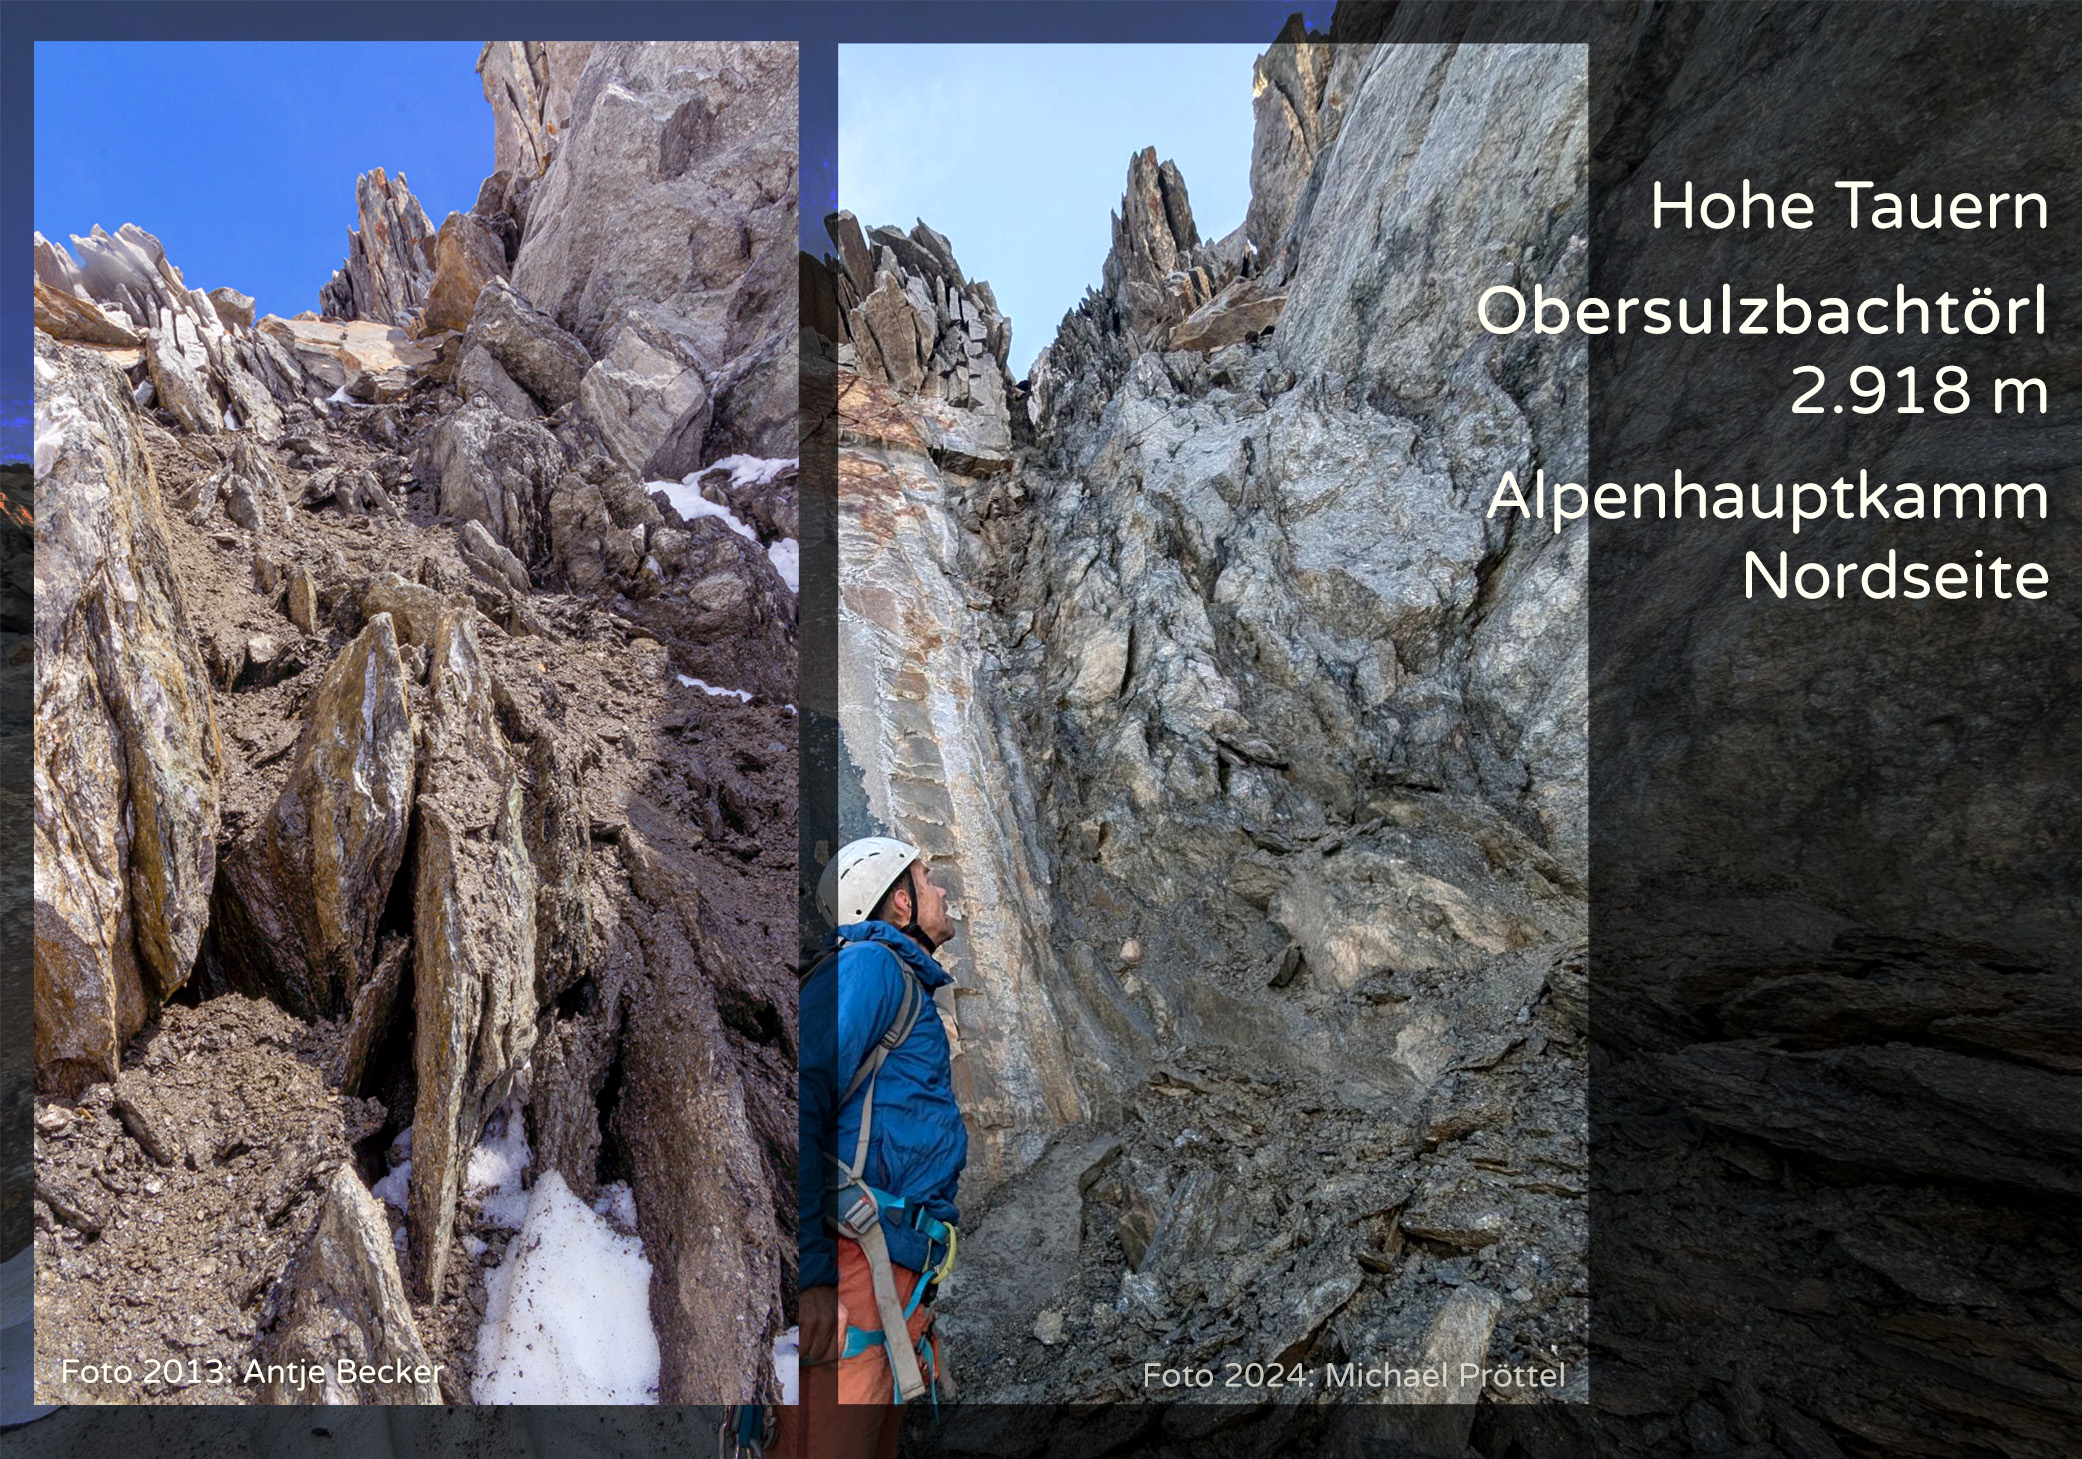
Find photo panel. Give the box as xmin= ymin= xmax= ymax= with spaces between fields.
xmin=814 ymin=31 xmax=1587 ymax=1408
xmin=30 ymin=39 xmax=798 ymax=1406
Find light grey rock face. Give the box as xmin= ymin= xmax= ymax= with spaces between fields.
xmin=419 ymin=398 xmax=566 ymax=566
xmin=318 ymin=167 xmax=438 ymax=326
xmin=1271 ymin=39 xmax=1590 ymax=875
xmin=512 ymin=42 xmax=797 ymax=462
xmin=476 ymin=41 xmax=596 ymax=182
xmin=145 ymin=304 xmax=223 ymax=436
xmin=576 ymin=305 xmax=711 ymax=478
xmin=256 ymin=1164 xmax=442 ymax=1403
xmin=456 ymin=341 xmax=538 ymax=420
xmin=1242 ymin=16 xmax=1336 ymax=271
xmin=834 ymin=37 xmax=1587 ymax=1402
xmin=462 ymin=277 xmax=592 ymax=412
xmin=33 ymin=333 xmax=224 ymax=1098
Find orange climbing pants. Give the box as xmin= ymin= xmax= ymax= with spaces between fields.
xmin=770 ymin=1242 xmax=940 ymax=1459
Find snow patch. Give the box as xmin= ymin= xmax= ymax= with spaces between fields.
xmin=677 ymin=675 xmax=753 ymax=702
xmin=649 ymin=478 xmax=757 ymax=543
xmin=371 ymin=1151 xmax=412 ymax=1211
xmin=465 ymin=1096 xmax=532 ymax=1230
xmin=222 ymin=406 xmax=240 ymax=431
xmin=372 ymin=1161 xmax=411 ymax=1210
xmin=471 ymin=1169 xmax=660 ymax=1404
xmin=774 ymin=1328 xmax=800 ymax=1406
xmin=711 ymin=453 xmax=796 ymax=489
xmin=591 ymin=1181 xmax=639 ymax=1233
xmin=767 ymin=538 xmax=799 ymax=594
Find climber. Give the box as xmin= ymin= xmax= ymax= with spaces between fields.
xmin=775 ymin=836 xmax=965 ymax=1459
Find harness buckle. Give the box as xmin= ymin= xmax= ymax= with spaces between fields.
xmin=835 ymin=1186 xmax=880 ymax=1240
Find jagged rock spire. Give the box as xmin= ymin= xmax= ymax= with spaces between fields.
xmin=318 ymin=167 xmax=438 ymax=325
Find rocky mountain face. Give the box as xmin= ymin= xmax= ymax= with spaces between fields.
xmin=32 ymin=41 xmax=797 ymax=1406
xmin=1572 ymin=7 xmax=2082 ymax=1459
xmin=828 ymin=32 xmax=1587 ymax=1408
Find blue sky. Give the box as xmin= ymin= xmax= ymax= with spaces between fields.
xmin=838 ymin=44 xmax=1269 ymax=379
xmin=36 ymin=42 xmax=490 ymax=324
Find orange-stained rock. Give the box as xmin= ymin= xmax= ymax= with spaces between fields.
xmin=420 ymin=211 xmax=510 ymax=335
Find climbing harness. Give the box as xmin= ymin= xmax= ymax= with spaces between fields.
xmin=804 ymin=940 xmax=960 ymax=1405
xmin=718 ymin=1403 xmax=774 ymax=1458
xmin=833 ymin=1183 xmax=959 ymax=1408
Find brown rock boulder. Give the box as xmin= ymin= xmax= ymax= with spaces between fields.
xmin=34 ymin=334 xmax=222 ymax=1097
xmin=406 ymin=608 xmax=538 ymax=1302
xmin=258 ymin=315 xmax=440 ymax=395
xmin=33 ymin=279 xmax=143 ymax=348
xmin=257 ymin=1164 xmax=444 ymax=1404
xmin=212 ymin=613 xmax=417 ymax=1020
xmin=421 ymin=211 xmax=511 ymax=335
xmin=1167 ymin=279 xmax=1285 ymax=353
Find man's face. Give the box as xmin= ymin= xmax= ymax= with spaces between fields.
xmin=895 ymin=862 xmax=956 ymax=947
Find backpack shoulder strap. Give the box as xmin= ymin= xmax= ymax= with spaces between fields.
xmin=835 ymin=952 xmax=927 ymax=1183
xmin=842 ymin=962 xmax=923 ymax=1105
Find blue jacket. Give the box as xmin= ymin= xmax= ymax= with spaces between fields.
xmin=799 ymin=921 xmax=967 ymax=1291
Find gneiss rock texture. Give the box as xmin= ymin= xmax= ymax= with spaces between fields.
xmin=32 ymin=39 xmax=796 ymax=1407
xmin=828 ymin=31 xmax=1587 ymax=1407
xmin=477 ymin=42 xmax=596 ymax=183
xmin=212 ymin=612 xmax=415 ymax=1022
xmin=512 ymin=42 xmax=798 ymax=474
xmin=34 ymin=334 xmax=223 ymax=1099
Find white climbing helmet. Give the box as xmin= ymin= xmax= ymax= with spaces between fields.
xmin=817 ymin=836 xmax=922 ymax=928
